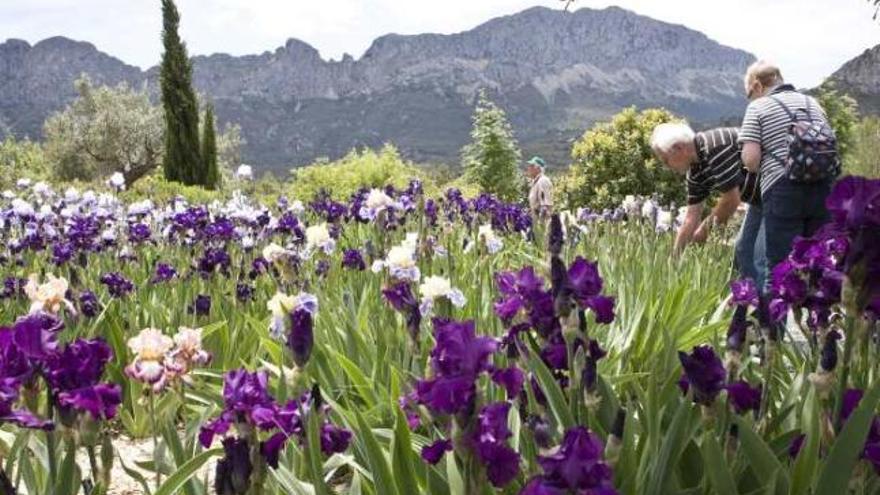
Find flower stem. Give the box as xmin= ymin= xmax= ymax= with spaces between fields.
xmin=148 ymin=392 xmax=161 ymax=489
xmin=45 ymin=392 xmax=57 ymax=495
xmin=87 ymin=445 xmax=99 ymax=487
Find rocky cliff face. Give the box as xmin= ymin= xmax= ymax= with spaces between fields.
xmin=1 ymin=6 xmax=756 ymax=172
xmin=828 ymin=44 xmax=880 ymax=116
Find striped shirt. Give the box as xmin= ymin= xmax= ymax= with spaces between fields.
xmin=687 ymin=128 xmax=760 ymax=205
xmin=738 ymin=84 xmax=828 ymax=196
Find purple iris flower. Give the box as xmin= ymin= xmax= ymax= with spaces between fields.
xmin=471 ymin=402 xmax=520 ymax=487
xmin=0 ymin=378 xmax=53 ymax=430
xmin=44 ymin=338 xmax=121 ymax=421
xmin=493 ymin=267 xmax=546 ymax=323
xmin=567 ymin=257 xmax=615 ymax=324
xmin=415 ymin=319 xmax=497 ymax=415
xmin=725 ymin=381 xmax=762 ymax=415
xmin=341 ymin=249 xmax=366 ymax=271
xmin=127 ymin=223 xmax=152 ymax=244
xmin=730 ymin=278 xmax=759 ymax=307
xmin=11 ymin=312 xmax=63 ymax=360
xmin=215 ymin=437 xmax=252 ymax=495
xmin=0 ymin=277 xmax=25 ymax=300
xmin=197 ymin=248 xmax=232 ymax=278
xmin=287 ymin=309 xmax=314 ymax=368
xmin=51 ymin=242 xmax=75 ymax=266
xmin=151 ymin=262 xmax=177 ymax=283
xmin=382 ymin=282 xmax=422 ymax=340
xmin=491 ymin=367 xmax=525 ymax=398
xmin=726 ymin=305 xmax=750 ymax=354
xmin=825 ymin=176 xmax=880 ymax=232
xmin=56 ymin=383 xmax=122 ymax=422
xmin=315 ymin=259 xmax=330 ymax=278
xmin=99 ymin=272 xmax=134 ymax=298
xmin=524 ymin=426 xmax=617 ymax=494
xmin=78 ymin=291 xmax=100 ymax=318
xmin=320 ymin=423 xmax=353 ymax=455
xmin=678 ymin=345 xmax=726 ymax=405
xmin=250 ymin=257 xmax=270 ymax=279
xmin=190 ymin=294 xmax=212 ymax=316
xmin=236 ymin=283 xmax=254 ymax=303
xmin=421 ymin=439 xmax=452 ymax=465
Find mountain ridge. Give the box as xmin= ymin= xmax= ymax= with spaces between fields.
xmin=1 ymin=5 xmax=757 ymax=172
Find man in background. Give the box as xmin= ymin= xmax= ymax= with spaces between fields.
xmin=651 ymin=123 xmax=763 ymax=286
xmin=739 ymin=61 xmax=838 ymax=286
xmin=526 ymin=156 xmax=553 ymax=217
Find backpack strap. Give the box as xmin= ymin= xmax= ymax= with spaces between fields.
xmin=767 ymin=96 xmax=797 ymax=121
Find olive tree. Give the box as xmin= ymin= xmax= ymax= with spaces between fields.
xmin=44 ymin=76 xmax=163 ymax=185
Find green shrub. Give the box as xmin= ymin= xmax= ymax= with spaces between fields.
xmin=121 ymin=172 xmax=224 ymax=204
xmin=289 ymin=144 xmax=436 ymax=200
xmin=849 ymin=116 xmax=880 ymax=178
xmin=563 ymin=107 xmax=683 ymax=209
xmin=815 ymin=82 xmax=859 ymax=164
xmin=0 ymin=136 xmax=51 ymax=190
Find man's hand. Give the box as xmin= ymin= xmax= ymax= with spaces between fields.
xmin=673 ymin=204 xmax=704 ymax=257
xmin=692 ymin=223 xmax=710 ymax=243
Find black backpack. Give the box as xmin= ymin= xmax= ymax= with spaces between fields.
xmin=767 ymin=95 xmax=841 ymax=183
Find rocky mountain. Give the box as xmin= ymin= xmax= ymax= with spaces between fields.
xmin=1 ymin=6 xmax=756 ymax=173
xmin=827 ymin=44 xmax=880 ymax=116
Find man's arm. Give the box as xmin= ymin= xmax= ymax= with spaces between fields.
xmin=741 ymin=142 xmax=762 ymax=173
xmin=692 ymin=187 xmax=741 ymax=242
xmin=674 ymin=203 xmax=703 ymax=256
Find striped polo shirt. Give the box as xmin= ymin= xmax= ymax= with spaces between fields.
xmin=687 ymin=127 xmax=760 ymax=205
xmin=738 ymin=84 xmax=828 ymax=196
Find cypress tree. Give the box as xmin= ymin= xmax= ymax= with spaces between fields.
xmin=160 ymin=0 xmax=201 ymax=185
xmin=202 ymin=104 xmax=220 ymax=191
xmin=461 ymin=90 xmax=523 ymax=201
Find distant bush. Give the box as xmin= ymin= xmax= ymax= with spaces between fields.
xmin=850 ymin=116 xmax=880 ymax=178
xmin=122 ymin=172 xmax=223 ymax=204
xmin=0 ymin=136 xmax=51 ymax=190
xmin=289 ymin=144 xmax=436 ymax=200
xmin=814 ymin=82 xmax=859 ymax=164
xmin=563 ymin=107 xmax=683 ymax=209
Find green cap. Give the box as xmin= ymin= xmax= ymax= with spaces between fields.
xmin=527 ymin=156 xmax=546 ymax=168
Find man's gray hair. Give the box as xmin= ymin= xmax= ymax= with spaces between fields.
xmin=650 ymin=123 xmax=695 ymax=153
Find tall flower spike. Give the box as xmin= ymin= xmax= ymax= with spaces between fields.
xmin=548 ymin=213 xmax=563 ymax=257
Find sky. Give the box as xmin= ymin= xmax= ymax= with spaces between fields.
xmin=2 ymin=0 xmax=878 ymax=87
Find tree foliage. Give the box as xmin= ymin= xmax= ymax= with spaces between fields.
xmin=202 ymin=105 xmax=220 ymax=191
xmin=290 ymin=144 xmax=435 ymax=201
xmin=43 ymin=77 xmax=162 ymax=185
xmin=461 ymin=91 xmax=523 ymax=202
xmin=160 ymin=0 xmax=202 ymax=186
xmin=563 ymin=107 xmax=682 ymax=209
xmin=850 ymin=116 xmax=880 ymax=178
xmin=0 ymin=137 xmax=50 ymax=190
xmin=814 ymin=82 xmax=860 ymax=164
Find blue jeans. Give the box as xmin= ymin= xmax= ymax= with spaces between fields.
xmin=735 ymin=203 xmax=765 ymax=289
xmin=759 ymin=177 xmax=832 ymax=292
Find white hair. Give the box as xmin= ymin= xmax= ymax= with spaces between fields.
xmin=650 ymin=123 xmax=695 ymax=153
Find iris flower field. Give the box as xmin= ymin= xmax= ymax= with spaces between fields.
xmin=0 ymin=176 xmax=878 ymax=495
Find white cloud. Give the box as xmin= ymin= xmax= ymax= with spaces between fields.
xmin=1 ymin=0 xmax=877 ymax=86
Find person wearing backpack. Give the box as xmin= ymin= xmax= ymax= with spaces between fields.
xmin=739 ymin=61 xmax=841 ymax=289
